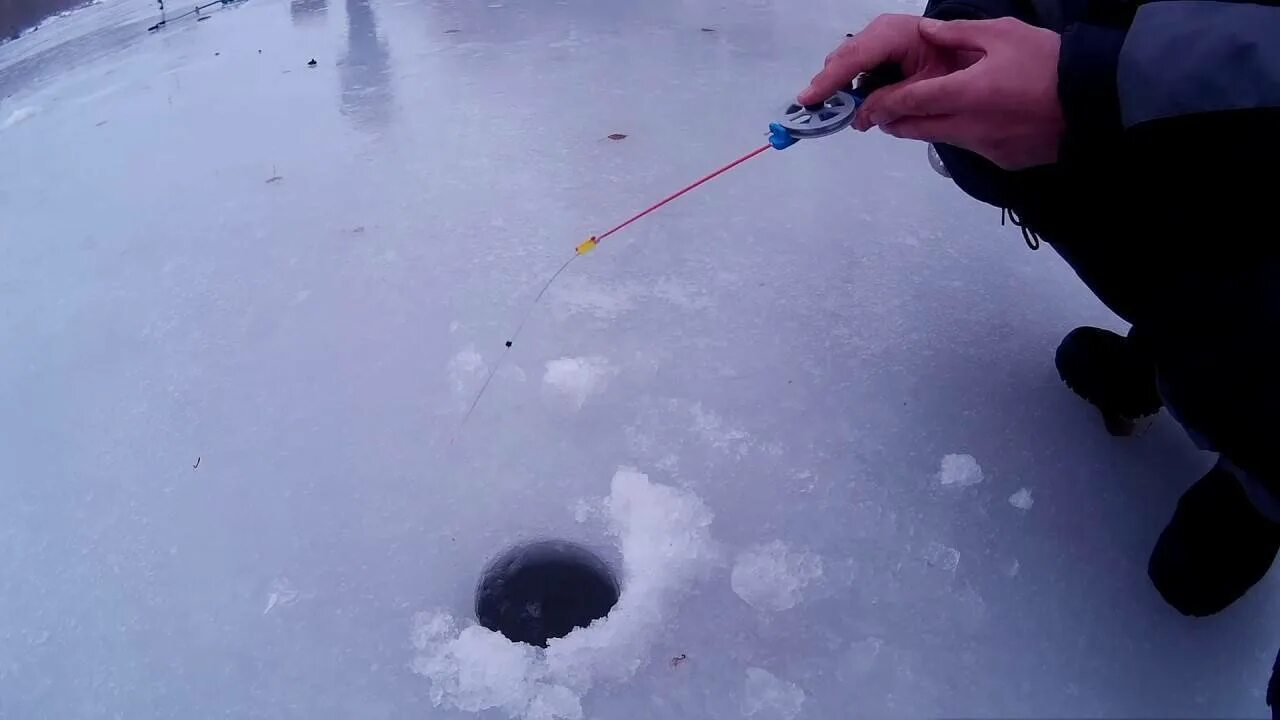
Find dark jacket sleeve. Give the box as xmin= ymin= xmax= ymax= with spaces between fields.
xmin=1058 ymin=0 xmax=1280 ymax=167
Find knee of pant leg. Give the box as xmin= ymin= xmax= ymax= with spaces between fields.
xmin=1147 ymin=540 xmax=1230 ymax=617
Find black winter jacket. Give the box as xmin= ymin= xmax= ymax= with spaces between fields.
xmin=921 ymin=0 xmax=1280 ymax=482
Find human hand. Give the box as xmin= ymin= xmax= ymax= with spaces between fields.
xmin=798 ymin=14 xmax=980 ymax=109
xmin=859 ymin=18 xmax=1065 ymax=170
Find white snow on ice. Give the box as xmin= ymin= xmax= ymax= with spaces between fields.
xmin=1 ymin=106 xmax=39 ymax=129
xmin=410 ymin=467 xmax=716 ymax=719
xmin=731 ymin=540 xmax=823 ymax=612
xmin=742 ymin=667 xmax=806 ymax=719
xmin=937 ymin=453 xmax=984 ymax=487
xmin=542 ymin=356 xmax=615 ymax=409
xmin=1009 ymin=488 xmax=1034 ymax=511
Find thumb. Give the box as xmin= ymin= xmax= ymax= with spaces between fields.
xmin=918 ymin=17 xmax=1003 ymax=51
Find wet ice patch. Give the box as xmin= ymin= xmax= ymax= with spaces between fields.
xmin=1008 ymin=488 xmax=1034 ymax=511
xmin=742 ymin=667 xmax=805 ymax=719
xmin=937 ymin=453 xmax=984 ymax=487
xmin=411 ymin=467 xmax=716 ymax=719
xmin=542 ymin=356 xmax=614 ymax=409
xmin=730 ymin=540 xmax=823 ymax=612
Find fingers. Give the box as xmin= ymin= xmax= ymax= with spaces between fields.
xmin=918 ymin=16 xmax=1018 ymax=51
xmin=858 ymin=71 xmax=973 ymax=126
xmin=878 ymin=115 xmax=965 ymax=146
xmin=797 ymin=14 xmax=917 ymax=105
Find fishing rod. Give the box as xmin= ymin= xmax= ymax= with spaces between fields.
xmin=454 ymin=67 xmax=902 ymax=436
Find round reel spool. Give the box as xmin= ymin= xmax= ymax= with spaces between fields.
xmin=778 ymin=90 xmax=859 ymax=139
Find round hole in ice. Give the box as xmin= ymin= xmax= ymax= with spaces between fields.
xmin=475 ymin=540 xmax=619 ymax=648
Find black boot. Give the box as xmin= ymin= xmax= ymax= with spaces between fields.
xmin=1148 ymin=462 xmax=1280 ymax=617
xmin=1055 ymin=326 xmax=1163 ymax=436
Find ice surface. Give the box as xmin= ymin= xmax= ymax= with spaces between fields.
xmin=938 ymin=453 xmax=984 ymax=487
xmin=922 ymin=541 xmax=961 ymax=572
xmin=542 ymin=356 xmax=615 ymax=409
xmin=742 ymin=667 xmax=806 ymax=719
xmin=3 ymin=0 xmax=1278 ymax=715
xmin=410 ymin=468 xmax=715 ymax=719
xmin=1009 ymin=487 xmax=1034 ymax=511
xmin=730 ymin=540 xmax=823 ymax=612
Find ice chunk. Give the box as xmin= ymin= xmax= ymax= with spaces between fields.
xmin=742 ymin=667 xmax=806 ymax=719
xmin=730 ymin=540 xmax=823 ymax=612
xmin=1008 ymin=488 xmax=1034 ymax=511
xmin=922 ymin=541 xmax=960 ymax=572
xmin=1 ymin=107 xmax=39 ymax=130
xmin=542 ymin=357 xmax=615 ymax=409
xmin=937 ymin=453 xmax=984 ymax=487
xmin=411 ymin=468 xmax=716 ymax=719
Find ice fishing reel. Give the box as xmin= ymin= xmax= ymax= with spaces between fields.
xmin=778 ymin=90 xmax=860 ymax=140
xmin=768 ymin=65 xmax=904 ymax=150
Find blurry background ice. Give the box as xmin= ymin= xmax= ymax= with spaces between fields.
xmin=2 ymin=0 xmax=1277 ymax=717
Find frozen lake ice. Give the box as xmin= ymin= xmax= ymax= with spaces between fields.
xmin=2 ymin=0 xmax=1277 ymax=716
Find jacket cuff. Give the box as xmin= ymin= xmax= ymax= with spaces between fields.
xmin=1058 ymin=22 xmax=1127 ymax=163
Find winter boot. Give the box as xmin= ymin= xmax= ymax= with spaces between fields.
xmin=1055 ymin=326 xmax=1163 ymax=436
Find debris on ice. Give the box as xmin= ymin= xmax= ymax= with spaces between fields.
xmin=731 ymin=540 xmax=823 ymax=612
xmin=937 ymin=453 xmax=984 ymax=487
xmin=542 ymin=356 xmax=614 ymax=409
xmin=922 ymin=541 xmax=960 ymax=572
xmin=411 ymin=467 xmax=716 ymax=719
xmin=742 ymin=667 xmax=806 ymax=719
xmin=263 ymin=577 xmax=299 ymax=614
xmin=1008 ymin=488 xmax=1034 ymax=511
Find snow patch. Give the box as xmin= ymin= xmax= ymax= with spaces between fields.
xmin=1008 ymin=488 xmax=1034 ymax=511
xmin=1 ymin=107 xmax=39 ymax=129
xmin=742 ymin=667 xmax=805 ymax=719
xmin=411 ymin=468 xmax=716 ymax=719
xmin=730 ymin=540 xmax=823 ymax=612
xmin=937 ymin=453 xmax=983 ymax=487
xmin=542 ymin=356 xmax=614 ymax=409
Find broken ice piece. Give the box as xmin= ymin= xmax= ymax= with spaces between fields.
xmin=263 ymin=577 xmax=299 ymax=614
xmin=1008 ymin=488 xmax=1034 ymax=511
xmin=938 ymin=453 xmax=984 ymax=487
xmin=922 ymin=541 xmax=960 ymax=572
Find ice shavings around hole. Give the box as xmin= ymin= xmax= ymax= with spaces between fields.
xmin=410 ymin=467 xmax=716 ymax=719
xmin=937 ymin=453 xmax=984 ymax=487
xmin=730 ymin=540 xmax=823 ymax=612
xmin=742 ymin=667 xmax=806 ymax=719
xmin=542 ymin=356 xmax=615 ymax=409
